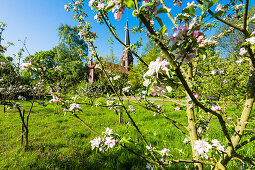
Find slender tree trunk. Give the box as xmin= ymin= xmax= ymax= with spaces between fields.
xmin=187 ymin=106 xmax=203 ymax=170
xmin=119 ymin=108 xmax=122 ymax=124
xmin=186 ymin=64 xmax=203 ymax=170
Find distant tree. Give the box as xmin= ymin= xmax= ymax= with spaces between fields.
xmin=55 ymin=24 xmax=89 ymax=89
xmin=215 ymin=5 xmax=255 ymax=58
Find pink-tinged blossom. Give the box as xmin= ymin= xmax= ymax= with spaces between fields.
xmin=175 ymin=106 xmax=180 ymax=111
xmin=106 ymin=100 xmax=114 ymax=106
xmin=143 ymin=79 xmax=151 ymax=87
xmin=157 ymin=104 xmax=162 ymax=109
xmin=194 ymin=139 xmax=212 ymax=159
xmin=129 ymin=105 xmax=135 ymax=112
xmin=49 ymin=96 xmax=61 ymax=103
xmin=142 ymin=0 xmax=150 ymax=10
xmin=210 ymin=70 xmax=217 ymax=75
xmin=90 ymin=137 xmax=101 ymax=149
xmin=94 ymin=14 xmax=99 ymax=21
xmin=192 ymin=30 xmax=200 ymax=38
xmin=187 ymin=1 xmax=195 ymax=7
xmin=73 ymin=6 xmax=77 ymax=11
xmin=194 ymin=94 xmax=199 ymax=99
xmin=144 ymin=57 xmax=170 ymax=78
xmin=146 ymin=163 xmax=153 ymax=170
xmin=75 ymin=1 xmax=81 ymax=5
xmin=149 ymin=84 xmax=166 ymax=96
xmin=197 ymin=127 xmax=203 ymax=135
xmin=212 ymin=139 xmax=225 ymax=152
xmin=197 ymin=35 xmax=204 ymax=42
xmin=146 ymin=145 xmax=152 ymax=151
xmin=104 ymin=137 xmax=118 ymax=148
xmin=211 ymin=105 xmax=221 ymax=111
xmin=122 ymin=86 xmax=130 ymax=92
xmin=97 ymin=3 xmax=105 ymax=10
xmin=64 ymin=5 xmax=70 ymax=11
xmin=153 ymin=112 xmax=157 ymax=116
xmin=234 ymin=4 xmax=244 ymax=10
xmin=189 ymin=103 xmax=195 ymax=109
xmin=184 ymin=138 xmax=190 ymax=143
xmin=88 ymin=0 xmax=95 ymax=8
xmin=215 ymin=4 xmax=225 ymax=12
xmin=239 ymin=47 xmax=247 ymax=56
xmin=236 ymin=59 xmax=244 ymax=65
xmin=246 ymin=37 xmax=255 ymax=45
xmin=69 ymin=103 xmax=82 ymax=111
xmin=113 ymin=75 xmax=121 ymax=80
xmin=104 ymin=127 xmax=113 ymax=136
xmin=218 ymin=68 xmax=225 ymax=74
xmin=160 ymin=148 xmax=170 ymax=156
xmin=20 ymin=62 xmax=32 ymax=70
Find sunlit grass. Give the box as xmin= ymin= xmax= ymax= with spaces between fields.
xmin=0 ymin=98 xmax=254 ymax=169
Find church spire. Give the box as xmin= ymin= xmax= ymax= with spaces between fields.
xmin=120 ymin=19 xmax=133 ymax=71
xmin=125 ymin=20 xmax=130 ymax=46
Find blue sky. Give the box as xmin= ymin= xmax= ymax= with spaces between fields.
xmin=0 ymin=0 xmax=150 ymax=65
xmin=1 ymin=0 xmax=253 ymax=65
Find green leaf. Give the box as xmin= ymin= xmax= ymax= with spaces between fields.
xmin=147 ymin=82 xmax=154 ymax=96
xmin=251 ymin=45 xmax=255 ymax=50
xmin=124 ymin=0 xmax=135 ymax=9
xmin=208 ymin=0 xmax=219 ymax=8
xmin=212 ymin=11 xmax=224 ymax=17
xmin=159 ymin=25 xmax=167 ymax=36
xmin=105 ymin=3 xmax=116 ymax=12
xmin=157 ymin=7 xmax=168 ymax=14
xmin=156 ymin=17 xmax=163 ymax=27
xmin=182 ymin=6 xmax=195 ymax=16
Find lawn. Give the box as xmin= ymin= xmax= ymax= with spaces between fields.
xmin=0 ymin=98 xmax=254 ymax=169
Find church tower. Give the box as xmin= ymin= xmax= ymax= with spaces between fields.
xmin=120 ymin=20 xmax=133 ymax=71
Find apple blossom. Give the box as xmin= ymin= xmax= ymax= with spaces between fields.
xmin=239 ymin=47 xmax=247 ymax=56
xmin=175 ymin=106 xmax=180 ymax=111
xmin=104 ymin=137 xmax=118 ymax=148
xmin=20 ymin=62 xmax=32 ymax=70
xmin=187 ymin=1 xmax=195 ymax=7
xmin=69 ymin=103 xmax=82 ymax=111
xmin=183 ymin=138 xmax=190 ymax=143
xmin=211 ymin=105 xmax=221 ymax=111
xmin=129 ymin=105 xmax=135 ymax=112
xmin=146 ymin=163 xmax=153 ymax=170
xmin=246 ymin=37 xmax=255 ymax=45
xmin=194 ymin=139 xmax=212 ymax=159
xmin=104 ymin=127 xmax=113 ymax=136
xmin=90 ymin=137 xmax=102 ymax=149
xmin=106 ymin=100 xmax=114 ymax=106
xmin=113 ymin=75 xmax=121 ymax=80
xmin=160 ymin=148 xmax=170 ymax=156
xmin=212 ymin=139 xmax=225 ymax=152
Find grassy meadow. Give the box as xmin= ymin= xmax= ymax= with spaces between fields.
xmin=0 ymin=98 xmax=254 ymax=169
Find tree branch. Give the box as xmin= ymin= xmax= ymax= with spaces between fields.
xmin=235 ymin=135 xmax=255 ymax=150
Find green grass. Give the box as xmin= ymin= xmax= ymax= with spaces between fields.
xmin=0 ymin=98 xmax=254 ymax=169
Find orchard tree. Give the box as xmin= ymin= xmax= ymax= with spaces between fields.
xmin=64 ymin=0 xmax=255 ymax=169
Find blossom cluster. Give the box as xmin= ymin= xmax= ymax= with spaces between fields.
xmin=49 ymin=96 xmax=62 ymax=103
xmin=90 ymin=127 xmax=118 ymax=152
xmin=194 ymin=139 xmax=225 ymax=159
xmin=69 ymin=103 xmax=82 ymax=111
xmin=143 ymin=57 xmax=171 ymax=96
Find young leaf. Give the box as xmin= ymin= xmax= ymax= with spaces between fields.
xmin=156 ymin=17 xmax=163 ymax=27
xmin=124 ymin=0 xmax=135 ymax=9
